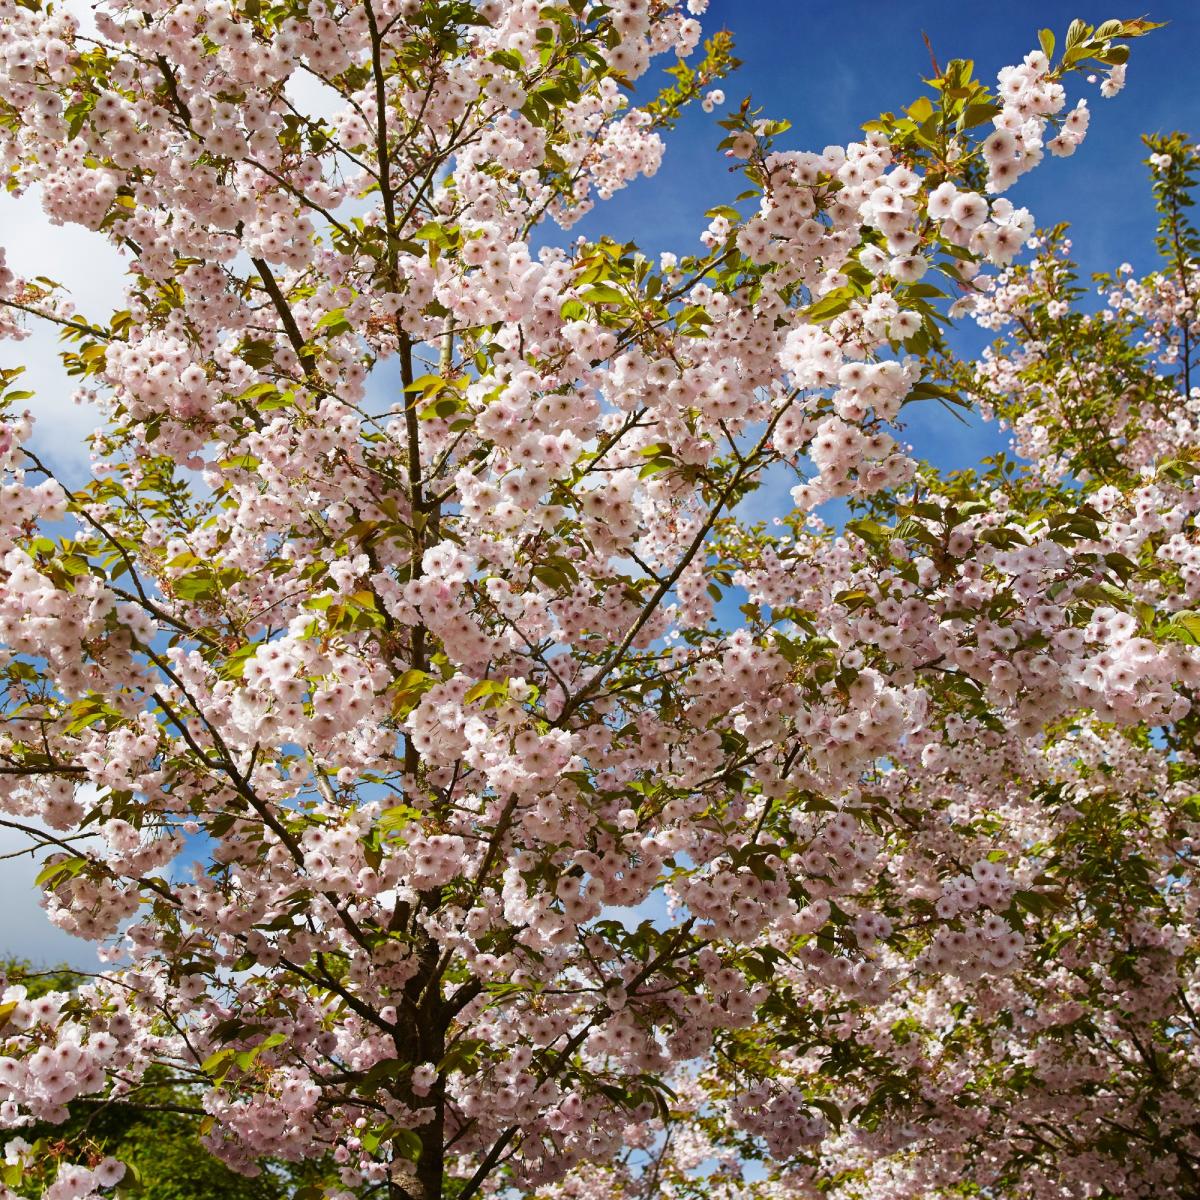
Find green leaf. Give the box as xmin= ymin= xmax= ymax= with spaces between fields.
xmin=392 ymin=1128 xmax=423 ymax=1162
xmin=239 ymin=338 xmax=277 ymax=369
xmin=811 ymin=1097 xmax=844 ymax=1130
xmin=464 ymin=679 xmax=508 ymax=703
xmin=1038 ymin=28 xmax=1055 ymax=60
xmin=437 ymin=1037 xmax=486 ymax=1075
xmin=639 ymin=457 xmax=675 ymax=478
xmin=676 ymin=304 xmax=712 ymax=329
xmin=578 ymin=284 xmax=626 ymax=305
xmin=200 ymin=1047 xmax=235 ymax=1075
xmin=393 ymin=668 xmax=430 ymax=690
xmin=218 ymin=454 xmax=260 ymax=471
xmin=533 ymin=561 xmax=578 ymax=590
xmin=413 ymin=220 xmax=452 ymax=243
xmin=959 ymin=99 xmax=1001 ymax=129
xmin=906 ymin=95 xmax=934 ymax=123
xmin=489 ymin=48 xmax=524 ymax=70
xmin=315 ymin=307 xmax=350 ymax=330
xmin=907 ymin=381 xmax=969 ymax=408
xmin=1167 ymin=612 xmax=1200 ymax=645
xmin=834 ymin=588 xmax=872 ymax=611
xmin=803 ymin=287 xmax=855 ymax=322
xmin=35 ymin=855 xmax=88 ymax=889
xmin=379 ymin=803 xmax=422 ymax=837
xmin=419 ymin=394 xmax=465 ymax=420
xmin=173 ymin=573 xmax=217 ymax=602
xmin=404 ymin=373 xmax=444 ymax=395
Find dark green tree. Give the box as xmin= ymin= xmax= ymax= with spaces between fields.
xmin=3 ymin=960 xmax=305 ymax=1199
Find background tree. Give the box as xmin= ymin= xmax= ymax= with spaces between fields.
xmin=2 ymin=959 xmax=304 ymax=1199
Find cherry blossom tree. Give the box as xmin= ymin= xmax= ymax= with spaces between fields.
xmin=0 ymin=3 xmax=1190 ymax=1198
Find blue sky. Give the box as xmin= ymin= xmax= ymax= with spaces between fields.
xmin=570 ymin=0 xmax=1200 ymax=478
xmin=584 ymin=0 xmax=1200 ymax=278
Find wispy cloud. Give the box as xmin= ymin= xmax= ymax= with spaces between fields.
xmin=0 ymin=825 xmax=100 ymax=969
xmin=2 ymin=186 xmax=126 ymax=481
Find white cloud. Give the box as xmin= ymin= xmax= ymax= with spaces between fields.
xmin=1 ymin=186 xmax=126 ymax=481
xmin=0 ymin=826 xmax=100 ymax=970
